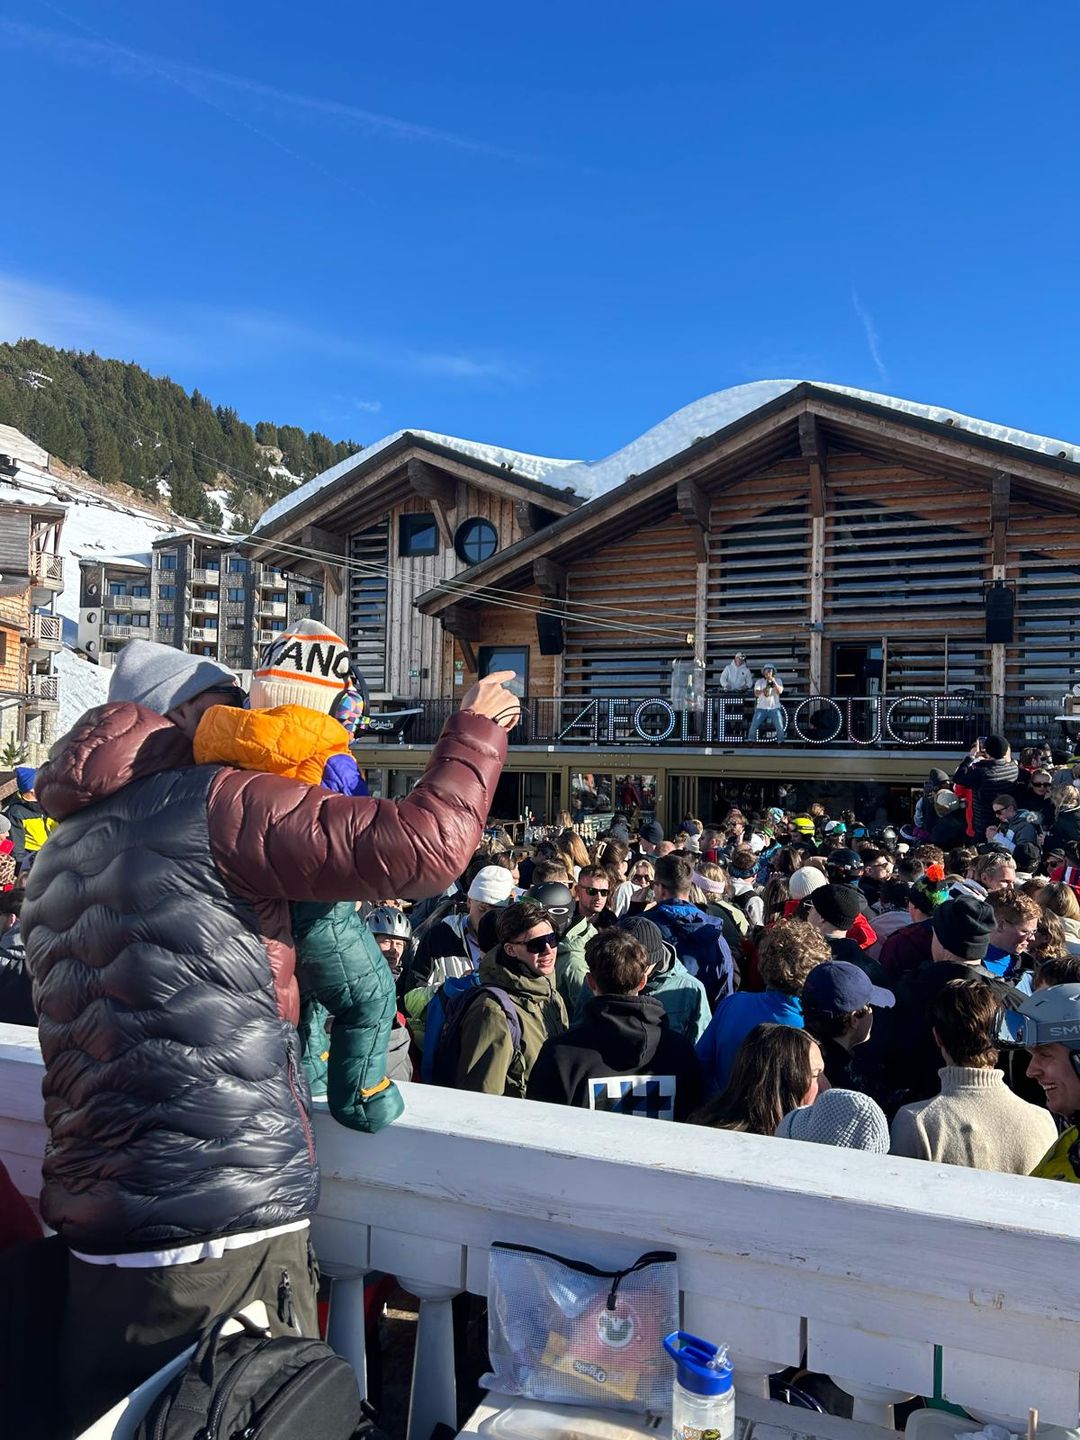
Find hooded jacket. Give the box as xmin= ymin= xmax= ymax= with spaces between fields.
xmin=455 ymin=946 xmax=567 ymax=1097
xmin=21 ymin=700 xmax=505 ymax=1254
xmin=555 ymin=909 xmax=598 ymax=1013
xmin=526 ymin=993 xmax=703 ymax=1120
xmin=648 ymin=900 xmax=734 ymax=1007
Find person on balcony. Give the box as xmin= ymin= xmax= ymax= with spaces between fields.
xmin=19 ymin=638 xmax=514 ymax=1432
xmin=455 ymin=898 xmax=568 ymax=1097
xmin=527 ymin=925 xmax=703 ymax=1121
xmin=747 ymin=664 xmax=786 ymax=743
xmin=719 ymin=650 xmax=753 ymax=693
xmin=890 ymin=977 xmax=1057 ymax=1173
xmin=953 ymin=734 xmax=1019 ymax=841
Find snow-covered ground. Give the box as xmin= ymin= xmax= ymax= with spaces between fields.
xmin=0 ymin=462 xmax=200 ymax=735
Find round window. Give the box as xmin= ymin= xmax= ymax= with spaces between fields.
xmin=454 ymin=517 xmax=498 ymax=565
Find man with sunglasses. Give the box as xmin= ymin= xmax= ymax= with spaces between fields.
xmin=19 ymin=637 xmax=514 ymax=1430
xmin=456 ymin=899 xmax=568 ymax=1097
xmin=555 ymin=864 xmax=612 ymax=1014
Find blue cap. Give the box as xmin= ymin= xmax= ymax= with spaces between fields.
xmin=663 ymin=1331 xmax=733 ymax=1397
xmin=14 ymin=766 xmax=36 ymax=794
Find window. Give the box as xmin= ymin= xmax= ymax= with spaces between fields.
xmin=131 ymin=613 xmax=150 ymax=629
xmin=227 ymin=618 xmax=246 ymax=630
xmin=159 ymin=584 xmax=176 ymax=600
xmin=228 ymin=588 xmax=245 ymax=603
xmin=158 ymin=552 xmax=177 ymax=570
xmin=228 ymin=557 xmax=247 ymax=573
xmin=106 ymin=611 xmax=123 ymax=626
xmin=297 ymin=590 xmax=314 ymax=606
xmin=270 ymin=619 xmax=287 ymax=632
xmin=109 ymin=582 xmax=127 ymax=597
xmin=202 ymin=616 xmax=217 ymax=629
xmin=131 ymin=585 xmax=150 ymax=599
xmin=203 ymin=589 xmax=219 ymax=601
xmin=272 ymin=592 xmax=287 ymax=605
xmin=479 ymin=645 xmax=528 ymax=699
xmin=455 ymin=518 xmax=498 ymax=565
xmin=399 ymin=513 xmax=439 ymax=557
xmin=159 ymin=612 xmax=174 ymax=628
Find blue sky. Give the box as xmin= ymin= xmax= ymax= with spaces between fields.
xmin=2 ymin=1 xmax=1079 ymax=461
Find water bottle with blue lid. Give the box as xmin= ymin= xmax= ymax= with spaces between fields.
xmin=663 ymin=1331 xmax=735 ymax=1440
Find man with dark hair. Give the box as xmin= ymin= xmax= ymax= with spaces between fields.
xmin=807 ymin=884 xmax=889 ymax=986
xmin=800 ymin=960 xmax=895 ymax=1090
xmin=555 ymin=863 xmax=612 ymax=1013
xmin=527 ymin=929 xmax=703 ymax=1120
xmin=890 ymin=978 xmax=1056 ymax=1171
xmin=650 ymin=852 xmax=734 ymax=1005
xmin=953 ymin=734 xmax=1019 ymax=841
xmin=859 ymin=848 xmax=893 ymax=909
xmin=456 ymin=899 xmax=568 ymax=1096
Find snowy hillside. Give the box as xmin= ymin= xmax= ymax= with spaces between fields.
xmin=0 ymin=463 xmax=205 ymax=735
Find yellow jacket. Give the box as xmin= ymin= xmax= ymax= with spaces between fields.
xmin=1031 ymin=1126 xmax=1079 ymax=1182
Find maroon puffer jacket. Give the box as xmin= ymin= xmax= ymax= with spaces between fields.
xmin=23 ymin=701 xmax=505 ymax=1253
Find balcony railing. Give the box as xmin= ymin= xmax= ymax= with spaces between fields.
xmin=364 ymin=692 xmax=994 ymax=750
xmin=30 ymin=551 xmax=63 ymax=590
xmin=101 ymin=623 xmax=134 ymax=639
xmin=190 ymin=598 xmax=220 ymax=615
xmin=259 ymin=601 xmax=288 ymax=619
xmin=188 ymin=626 xmax=219 ymax=643
xmin=28 ymin=613 xmax=62 ymax=652
xmin=27 ymin=672 xmax=59 ymax=703
xmin=2 ymin=1023 xmax=1078 ymax=1440
xmin=188 ymin=567 xmax=220 ymax=584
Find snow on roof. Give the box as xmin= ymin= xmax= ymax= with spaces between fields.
xmin=0 ymin=423 xmax=49 ymax=470
xmin=257 ymin=430 xmax=581 ymax=530
xmin=546 ymin=381 xmax=1080 ymax=501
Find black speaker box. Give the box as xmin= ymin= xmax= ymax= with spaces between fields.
xmin=536 ymin=613 xmax=565 ymax=655
xmin=985 ymin=583 xmax=1015 ymax=644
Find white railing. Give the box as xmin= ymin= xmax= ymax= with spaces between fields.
xmin=190 ymin=598 xmax=220 ymax=615
xmin=2 ymin=1024 xmax=1078 ymax=1440
xmin=31 ymin=550 xmax=64 ymax=588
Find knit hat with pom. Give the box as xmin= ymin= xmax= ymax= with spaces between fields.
xmin=249 ymin=619 xmax=354 ymax=713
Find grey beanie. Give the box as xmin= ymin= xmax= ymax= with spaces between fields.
xmin=775 ymin=1089 xmax=890 ymax=1152
xmin=108 ymin=640 xmax=238 ymax=716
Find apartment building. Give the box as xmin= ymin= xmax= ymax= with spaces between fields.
xmin=151 ymin=531 xmax=321 ymax=669
xmin=0 ymin=447 xmax=65 ymax=756
xmin=78 ymin=556 xmax=153 ymax=664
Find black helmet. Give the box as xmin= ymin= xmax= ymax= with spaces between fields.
xmin=826 ymin=847 xmax=863 ymax=883
xmin=527 ymin=881 xmax=574 ymax=935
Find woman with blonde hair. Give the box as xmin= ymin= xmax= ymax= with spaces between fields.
xmin=594 ymin=836 xmax=634 ymax=916
xmin=555 ymin=827 xmax=591 ymax=880
xmin=1049 ymin=784 xmax=1080 ymax=850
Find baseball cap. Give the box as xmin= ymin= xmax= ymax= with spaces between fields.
xmin=802 ymin=959 xmax=895 ymax=1014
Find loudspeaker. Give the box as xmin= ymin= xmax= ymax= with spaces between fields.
xmin=536 ymin=613 xmax=564 ymax=655
xmin=985 ymin=581 xmax=1015 ymax=644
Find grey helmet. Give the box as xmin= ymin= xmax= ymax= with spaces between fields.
xmin=1001 ymin=983 xmax=1080 ymax=1068
xmin=367 ymin=904 xmax=412 ymax=941
xmin=526 ymin=881 xmax=574 ymax=936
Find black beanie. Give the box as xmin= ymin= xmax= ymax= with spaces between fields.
xmin=640 ymin=820 xmax=664 ymax=844
xmin=810 ymin=883 xmax=862 ymax=929
xmin=1013 ymin=841 xmax=1042 ymax=873
xmin=931 ymin=895 xmax=994 ymax=962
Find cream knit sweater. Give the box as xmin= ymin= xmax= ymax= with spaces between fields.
xmin=890 ymin=1066 xmax=1059 ymax=1173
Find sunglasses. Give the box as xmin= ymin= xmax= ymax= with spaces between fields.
xmin=1032 ymin=782 xmax=1051 ymax=789
xmin=512 ymin=931 xmax=558 ymax=954
xmin=632 ymin=872 xmax=651 ymax=881
xmin=581 ymin=886 xmax=609 ymax=897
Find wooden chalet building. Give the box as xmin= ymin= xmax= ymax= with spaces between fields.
xmin=252 ymin=385 xmax=1080 ymax=828
xmin=248 ymin=427 xmax=582 ymax=706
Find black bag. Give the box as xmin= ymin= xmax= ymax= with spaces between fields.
xmin=135 ymin=1311 xmax=375 ymax=1440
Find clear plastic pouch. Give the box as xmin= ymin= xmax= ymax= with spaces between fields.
xmin=482 ymin=1243 xmax=678 ymax=1414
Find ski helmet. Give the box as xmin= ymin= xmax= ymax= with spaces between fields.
xmin=367 ymin=905 xmax=412 ymax=941
xmin=826 ymin=847 xmax=863 ymax=884
xmin=527 ymin=881 xmax=574 ymax=935
xmin=1000 ymin=983 xmax=1080 ymax=1069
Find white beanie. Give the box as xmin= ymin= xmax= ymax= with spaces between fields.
xmin=249 ymin=619 xmax=353 ymax=712
xmin=467 ymin=866 xmax=516 ymax=906
xmin=789 ymin=866 xmax=828 ymax=901
xmin=109 ymin=640 xmax=238 ymax=716
xmin=776 ymin=1089 xmax=890 ymax=1152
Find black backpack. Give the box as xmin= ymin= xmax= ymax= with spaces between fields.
xmin=135 ymin=1311 xmax=378 ymax=1440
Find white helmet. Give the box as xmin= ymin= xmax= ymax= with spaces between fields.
xmin=367 ymin=905 xmax=412 ymax=941
xmin=1001 ymin=983 xmax=1080 ymax=1053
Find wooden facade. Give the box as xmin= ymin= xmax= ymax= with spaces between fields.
xmin=417 ymin=387 xmax=1080 ymax=747
xmin=252 ymin=436 xmax=579 ymax=700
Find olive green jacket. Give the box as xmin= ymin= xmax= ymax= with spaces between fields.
xmin=456 ymin=947 xmax=568 ymax=1097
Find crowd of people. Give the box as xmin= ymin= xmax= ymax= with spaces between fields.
xmin=2 ymin=630 xmax=1080 ymax=1433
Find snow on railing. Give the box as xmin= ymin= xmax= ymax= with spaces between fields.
xmin=2 ymin=1024 xmax=1078 ymax=1440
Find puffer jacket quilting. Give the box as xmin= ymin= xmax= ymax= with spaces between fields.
xmin=24 ymin=761 xmax=319 ymax=1255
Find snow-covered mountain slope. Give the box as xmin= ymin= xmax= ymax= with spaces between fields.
xmin=0 ymin=463 xmax=203 ymax=735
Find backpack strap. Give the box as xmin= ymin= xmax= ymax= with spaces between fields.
xmin=471 ymin=984 xmax=523 ymax=1053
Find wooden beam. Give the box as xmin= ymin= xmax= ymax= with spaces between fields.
xmin=440 ymin=603 xmax=479 ymax=670
xmin=408 ymin=458 xmax=457 ymax=509
xmin=301 ymin=526 xmax=345 ymax=595
xmin=991 ymin=470 xmax=1010 ymax=568
xmin=799 ymin=413 xmax=827 ymax=518
xmin=533 ymin=557 xmax=566 ymax=599
xmin=676 ymin=477 xmax=710 ymax=561
xmin=516 ymin=501 xmax=560 ymax=537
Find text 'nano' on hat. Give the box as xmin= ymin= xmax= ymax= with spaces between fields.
xmin=250 ymin=619 xmax=353 ymax=713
